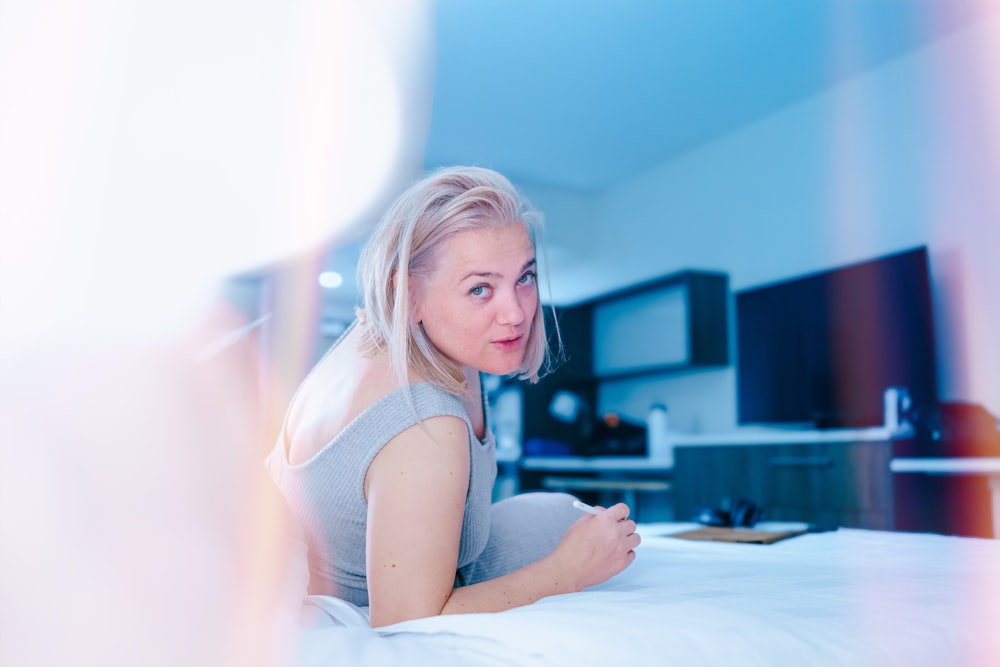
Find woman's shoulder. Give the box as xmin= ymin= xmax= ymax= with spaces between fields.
xmin=285 ymin=327 xmax=401 ymax=465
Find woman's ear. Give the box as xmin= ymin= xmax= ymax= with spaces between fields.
xmin=402 ymin=272 xmax=423 ymax=325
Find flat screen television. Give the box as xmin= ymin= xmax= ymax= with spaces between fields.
xmin=736 ymin=246 xmax=939 ymax=429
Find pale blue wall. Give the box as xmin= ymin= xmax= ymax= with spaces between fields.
xmin=533 ymin=15 xmax=1000 ymax=433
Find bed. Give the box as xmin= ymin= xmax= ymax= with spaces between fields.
xmin=289 ymin=522 xmax=1000 ymax=667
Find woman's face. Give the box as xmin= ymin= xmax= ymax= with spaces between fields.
xmin=413 ymin=222 xmax=538 ymax=376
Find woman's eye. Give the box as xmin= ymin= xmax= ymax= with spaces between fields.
xmin=518 ymin=271 xmax=537 ymax=285
xmin=470 ymin=285 xmax=489 ymax=297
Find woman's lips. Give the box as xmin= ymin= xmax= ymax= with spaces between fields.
xmin=493 ymin=334 xmax=524 ymax=351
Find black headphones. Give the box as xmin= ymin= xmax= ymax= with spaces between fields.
xmin=694 ymin=498 xmax=764 ymax=528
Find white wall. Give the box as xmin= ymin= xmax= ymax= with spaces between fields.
xmin=539 ymin=15 xmax=1000 ymax=432
xmin=517 ymin=184 xmax=604 ymax=306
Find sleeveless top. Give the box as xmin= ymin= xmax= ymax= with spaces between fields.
xmin=265 ymin=336 xmax=496 ymax=607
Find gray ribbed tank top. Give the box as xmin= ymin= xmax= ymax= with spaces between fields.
xmin=266 ymin=379 xmax=496 ymax=607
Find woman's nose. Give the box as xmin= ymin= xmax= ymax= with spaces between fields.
xmin=496 ymin=290 xmax=527 ymax=326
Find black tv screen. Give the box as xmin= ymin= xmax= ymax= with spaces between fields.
xmin=736 ymin=246 xmax=939 ymax=429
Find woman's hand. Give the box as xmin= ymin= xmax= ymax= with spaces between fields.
xmin=548 ymin=502 xmax=641 ymax=591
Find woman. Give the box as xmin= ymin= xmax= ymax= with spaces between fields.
xmin=267 ymin=166 xmax=639 ymax=628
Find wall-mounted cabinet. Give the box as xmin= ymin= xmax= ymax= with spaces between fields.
xmin=589 ymin=270 xmax=729 ymax=379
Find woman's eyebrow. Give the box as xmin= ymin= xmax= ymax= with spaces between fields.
xmin=461 ymin=258 xmax=536 ymax=282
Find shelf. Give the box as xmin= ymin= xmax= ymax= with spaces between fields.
xmin=668 ymin=425 xmax=910 ymax=446
xmin=520 ymin=456 xmax=673 ymax=472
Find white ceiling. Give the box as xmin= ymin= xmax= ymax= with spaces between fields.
xmin=320 ymin=0 xmax=990 ymax=321
xmin=424 ymin=0 xmax=986 ymax=193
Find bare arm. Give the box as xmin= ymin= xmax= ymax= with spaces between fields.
xmin=364 ymin=415 xmax=470 ymax=626
xmin=365 ymin=416 xmax=639 ymax=627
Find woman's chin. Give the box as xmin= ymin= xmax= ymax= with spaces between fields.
xmin=476 ymin=357 xmax=523 ymax=378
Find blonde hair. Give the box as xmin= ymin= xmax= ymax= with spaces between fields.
xmin=356 ymin=165 xmax=558 ymax=395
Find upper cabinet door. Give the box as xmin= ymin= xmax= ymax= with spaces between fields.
xmin=590 ymin=270 xmax=729 ymax=380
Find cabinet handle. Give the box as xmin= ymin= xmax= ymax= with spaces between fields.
xmin=768 ymin=455 xmax=834 ymax=468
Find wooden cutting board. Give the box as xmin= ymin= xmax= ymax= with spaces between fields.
xmin=667 ymin=526 xmax=808 ymax=545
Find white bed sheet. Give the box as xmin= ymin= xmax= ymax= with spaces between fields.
xmin=292 ymin=523 xmax=1000 ymax=667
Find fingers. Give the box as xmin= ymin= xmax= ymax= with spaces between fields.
xmin=607 ymin=502 xmax=631 ymax=522
xmin=627 ymin=531 xmax=642 ymax=549
xmin=619 ymin=520 xmax=640 ymax=558
xmin=584 ymin=502 xmax=641 ymax=559
xmin=606 ymin=505 xmax=640 ymax=561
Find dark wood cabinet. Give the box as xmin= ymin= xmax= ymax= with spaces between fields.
xmin=590 ymin=271 xmax=729 ymax=379
xmin=672 ymin=441 xmax=894 ymax=530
